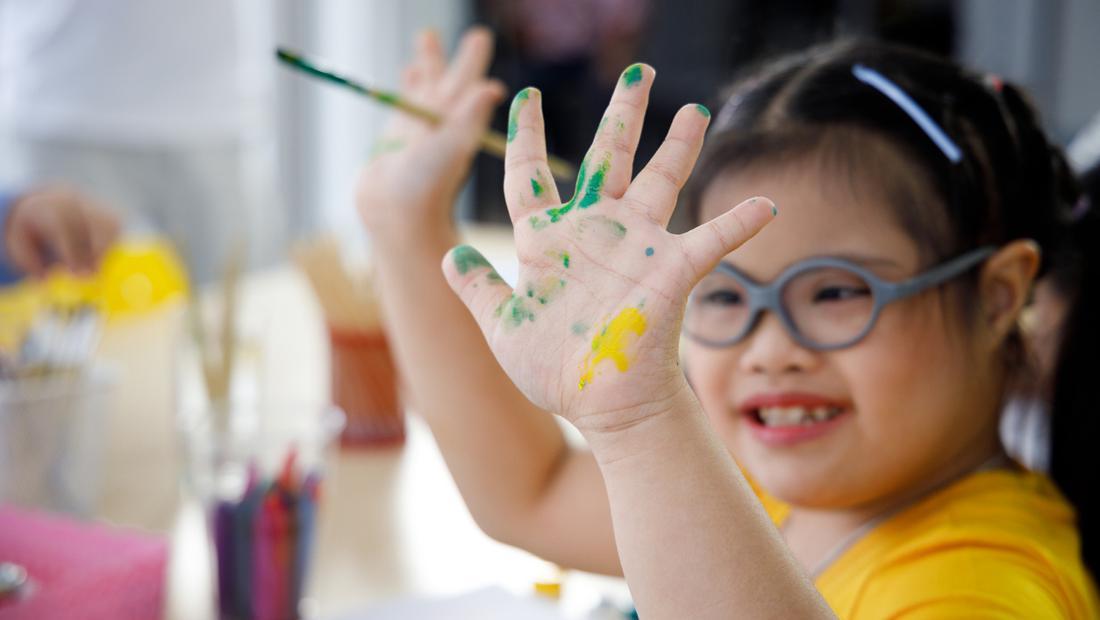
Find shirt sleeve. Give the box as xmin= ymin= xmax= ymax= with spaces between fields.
xmin=0 ymin=190 xmax=23 ymax=284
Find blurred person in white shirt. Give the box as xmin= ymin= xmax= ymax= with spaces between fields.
xmin=0 ymin=0 xmax=282 ymax=283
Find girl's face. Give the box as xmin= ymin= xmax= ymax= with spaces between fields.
xmin=686 ymin=161 xmax=1003 ymax=511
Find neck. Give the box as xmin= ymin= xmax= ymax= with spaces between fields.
xmin=782 ymin=438 xmax=1008 ymax=572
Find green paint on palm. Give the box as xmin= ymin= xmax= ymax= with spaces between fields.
xmin=529 ymin=215 xmax=549 ymax=230
xmin=546 ymin=158 xmax=586 ymax=223
xmin=452 ymin=245 xmax=492 ymax=274
xmin=695 ymin=104 xmax=711 ymax=118
xmin=370 ymin=138 xmax=404 ymax=157
xmin=531 ymin=176 xmax=544 ymax=197
xmin=577 ymin=155 xmax=611 ymax=208
xmin=496 ymin=294 xmax=536 ymax=326
xmin=622 ymin=64 xmax=644 ymax=88
xmin=547 ymin=153 xmax=612 ymax=222
xmin=609 ymin=219 xmax=627 ymax=237
xmin=571 ymin=322 xmax=588 ymax=336
xmin=507 ymin=88 xmax=533 ymax=143
xmin=577 ymin=214 xmax=628 ymax=240
xmin=645 ymin=247 xmax=654 ymax=256
xmin=562 ymin=252 xmax=570 ymax=268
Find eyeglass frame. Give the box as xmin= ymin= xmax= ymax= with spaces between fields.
xmin=684 ymin=246 xmax=998 ymax=351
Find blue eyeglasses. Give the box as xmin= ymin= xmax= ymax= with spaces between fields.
xmin=684 ymin=246 xmax=996 ymax=351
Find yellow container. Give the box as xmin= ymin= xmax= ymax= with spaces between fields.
xmin=0 ymin=237 xmax=189 ymax=350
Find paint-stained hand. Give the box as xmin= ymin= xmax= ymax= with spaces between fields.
xmin=3 ymin=186 xmax=120 ymax=278
xmin=442 ymin=65 xmax=776 ymax=433
xmin=356 ymin=27 xmax=505 ymax=243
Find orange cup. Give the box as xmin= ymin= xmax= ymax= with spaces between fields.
xmin=328 ymin=328 xmax=404 ymax=447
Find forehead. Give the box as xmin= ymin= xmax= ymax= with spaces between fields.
xmin=698 ymin=158 xmax=921 ymax=280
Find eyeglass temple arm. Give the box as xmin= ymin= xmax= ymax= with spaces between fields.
xmin=877 ymin=246 xmax=997 ymax=303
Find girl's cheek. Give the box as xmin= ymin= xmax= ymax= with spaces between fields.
xmin=683 ymin=345 xmax=737 ymax=411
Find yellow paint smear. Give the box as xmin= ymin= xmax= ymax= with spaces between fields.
xmin=578 ymin=307 xmax=647 ymax=390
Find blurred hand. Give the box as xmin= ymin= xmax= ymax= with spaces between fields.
xmin=441 ymin=66 xmax=775 ymax=434
xmin=355 ymin=27 xmax=505 ymax=246
xmin=3 ymin=186 xmax=121 ymax=278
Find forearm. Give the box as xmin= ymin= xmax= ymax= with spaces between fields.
xmin=585 ymin=383 xmax=834 ymax=619
xmin=371 ymin=229 xmax=575 ymax=536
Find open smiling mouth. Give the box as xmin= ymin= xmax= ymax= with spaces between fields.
xmin=737 ymin=396 xmax=853 ymax=446
xmin=750 ymin=405 xmax=846 ymax=427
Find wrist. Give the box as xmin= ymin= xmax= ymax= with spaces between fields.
xmin=368 ymin=220 xmax=458 ymax=258
xmin=579 ymin=379 xmax=711 ymax=467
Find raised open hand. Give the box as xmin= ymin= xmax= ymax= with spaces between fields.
xmin=443 ymin=64 xmax=775 ymax=433
xmin=356 ymin=27 xmax=504 ymax=241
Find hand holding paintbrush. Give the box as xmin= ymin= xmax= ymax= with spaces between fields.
xmin=276 ymin=36 xmax=576 ymax=182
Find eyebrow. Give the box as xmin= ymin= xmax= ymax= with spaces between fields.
xmin=825 ymin=253 xmax=906 ymax=270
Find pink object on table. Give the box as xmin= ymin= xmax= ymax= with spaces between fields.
xmin=0 ymin=504 xmax=167 ymax=620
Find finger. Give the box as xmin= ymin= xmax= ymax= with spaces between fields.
xmin=504 ymin=87 xmax=561 ymax=224
xmin=415 ymin=28 xmax=446 ymax=89
xmin=27 ymin=204 xmax=77 ymax=274
xmin=438 ymin=26 xmax=494 ymax=101
xmin=5 ymin=220 xmax=46 ymax=277
xmin=625 ymin=103 xmax=710 ymax=228
xmin=400 ymin=64 xmax=422 ymax=94
xmin=440 ymin=80 xmax=506 ymax=155
xmin=83 ymin=201 xmax=121 ymax=268
xmin=571 ymin=63 xmax=655 ymax=204
xmin=387 ymin=30 xmax=444 ymax=138
xmin=55 ymin=199 xmax=95 ymax=274
xmin=678 ymin=196 xmax=777 ymax=282
xmin=441 ymin=244 xmax=517 ymax=336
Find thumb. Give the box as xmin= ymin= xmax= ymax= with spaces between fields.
xmin=678 ymin=196 xmax=777 ymax=282
xmin=441 ymin=244 xmax=516 ymax=338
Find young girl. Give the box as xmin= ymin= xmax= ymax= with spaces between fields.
xmin=357 ymin=28 xmax=1099 ymax=617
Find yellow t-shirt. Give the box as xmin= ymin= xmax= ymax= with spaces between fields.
xmin=757 ymin=469 xmax=1100 ymax=619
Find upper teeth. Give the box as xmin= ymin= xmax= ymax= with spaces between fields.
xmin=757 ymin=406 xmax=842 ymax=427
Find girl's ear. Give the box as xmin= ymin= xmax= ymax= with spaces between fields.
xmin=978 ymin=240 xmax=1041 ymax=347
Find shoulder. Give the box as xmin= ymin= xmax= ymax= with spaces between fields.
xmin=841 ymin=470 xmax=1099 ymax=619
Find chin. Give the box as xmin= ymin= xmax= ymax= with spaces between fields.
xmin=734 ymin=440 xmax=863 ymax=508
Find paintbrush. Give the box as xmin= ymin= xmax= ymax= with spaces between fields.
xmin=275 ymin=48 xmax=577 ymax=182
xmin=187 ymin=240 xmax=246 ymax=430
xmin=292 ymin=237 xmax=381 ymax=334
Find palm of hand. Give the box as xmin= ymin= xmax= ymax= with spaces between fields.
xmin=444 ymin=66 xmax=775 ymax=432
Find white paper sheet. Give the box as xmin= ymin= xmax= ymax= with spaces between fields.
xmin=333 ymin=586 xmax=568 ymax=620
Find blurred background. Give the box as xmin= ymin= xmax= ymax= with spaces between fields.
xmin=1 ymin=1 xmax=1099 ymax=618
xmin=4 ymin=0 xmax=1098 ymax=276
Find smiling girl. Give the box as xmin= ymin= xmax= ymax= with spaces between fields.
xmin=358 ymin=29 xmax=1098 ymax=618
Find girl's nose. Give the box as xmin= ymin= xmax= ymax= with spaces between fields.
xmin=736 ymin=313 xmax=820 ymax=375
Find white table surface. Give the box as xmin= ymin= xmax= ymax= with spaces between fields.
xmin=87 ymin=226 xmax=628 ymax=619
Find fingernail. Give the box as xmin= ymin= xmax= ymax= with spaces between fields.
xmin=771 ymin=204 xmax=779 ymax=216
xmin=621 ymin=63 xmax=645 ymax=88
xmin=694 ymin=104 xmax=711 ymax=118
xmin=507 ymin=88 xmax=534 ymax=143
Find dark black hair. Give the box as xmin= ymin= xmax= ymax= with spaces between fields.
xmin=684 ymin=39 xmax=1096 ymax=579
